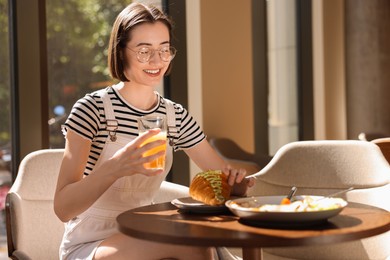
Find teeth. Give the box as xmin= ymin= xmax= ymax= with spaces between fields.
xmin=144 ymin=69 xmax=159 ymax=74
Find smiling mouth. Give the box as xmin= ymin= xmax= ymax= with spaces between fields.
xmin=144 ymin=69 xmax=160 ymax=75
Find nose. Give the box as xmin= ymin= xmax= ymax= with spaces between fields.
xmin=148 ymin=51 xmax=163 ymax=65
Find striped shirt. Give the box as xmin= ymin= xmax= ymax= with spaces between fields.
xmin=63 ymin=86 xmax=205 ymax=176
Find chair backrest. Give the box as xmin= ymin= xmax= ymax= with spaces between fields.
xmin=6 ymin=149 xmax=65 ymax=260
xmin=248 ymin=140 xmax=390 ymax=260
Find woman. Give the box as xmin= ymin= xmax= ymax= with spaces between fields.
xmin=54 ymin=3 xmax=255 ymax=260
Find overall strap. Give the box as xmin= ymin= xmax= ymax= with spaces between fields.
xmin=165 ymin=98 xmax=179 ymax=146
xmin=101 ymin=88 xmax=118 ymax=142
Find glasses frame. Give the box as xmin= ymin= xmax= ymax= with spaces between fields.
xmin=127 ymin=46 xmax=177 ymax=63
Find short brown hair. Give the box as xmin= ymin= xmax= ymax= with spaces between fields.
xmin=108 ymin=3 xmax=174 ymax=82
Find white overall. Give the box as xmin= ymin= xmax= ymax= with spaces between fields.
xmin=59 ymin=90 xmax=175 ymax=260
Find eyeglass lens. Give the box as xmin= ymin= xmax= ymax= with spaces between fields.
xmin=136 ymin=47 xmax=176 ymax=63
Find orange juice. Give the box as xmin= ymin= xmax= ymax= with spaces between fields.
xmin=140 ymin=132 xmax=167 ymax=169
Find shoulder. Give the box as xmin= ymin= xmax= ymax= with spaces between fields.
xmin=161 ymin=97 xmax=187 ymax=114
xmin=88 ymin=87 xmax=112 ymax=102
xmin=73 ymin=87 xmax=112 ymax=111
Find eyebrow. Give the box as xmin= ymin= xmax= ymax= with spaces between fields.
xmin=136 ymin=41 xmax=170 ymax=47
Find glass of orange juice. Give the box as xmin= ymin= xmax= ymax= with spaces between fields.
xmin=137 ymin=116 xmax=167 ymax=170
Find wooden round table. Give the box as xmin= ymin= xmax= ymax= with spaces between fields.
xmin=117 ymin=201 xmax=390 ymax=260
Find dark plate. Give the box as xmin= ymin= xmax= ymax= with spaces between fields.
xmin=171 ymin=197 xmax=229 ymax=214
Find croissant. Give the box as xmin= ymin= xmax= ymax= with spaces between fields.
xmin=189 ymin=170 xmax=232 ymax=205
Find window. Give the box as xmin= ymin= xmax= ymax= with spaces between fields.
xmin=266 ymin=0 xmax=299 ymax=154
xmin=46 ymin=0 xmax=135 ymax=148
xmin=0 ymin=0 xmax=11 ymax=253
xmin=0 ymin=0 xmax=12 ymax=182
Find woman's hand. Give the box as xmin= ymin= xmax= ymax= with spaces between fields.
xmin=184 ymin=139 xmax=256 ymax=196
xmin=107 ymin=129 xmax=166 ymax=178
xmin=223 ymin=165 xmax=256 ymax=197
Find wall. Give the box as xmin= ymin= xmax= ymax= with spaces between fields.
xmin=200 ymin=0 xmax=255 ymax=153
xmin=185 ymin=0 xmax=379 ymax=177
xmin=186 ymin=0 xmax=204 ymax=178
xmin=197 ymin=0 xmax=300 ymax=156
xmin=185 ymin=0 xmax=255 ymax=178
xmin=345 ymin=0 xmax=390 ymax=138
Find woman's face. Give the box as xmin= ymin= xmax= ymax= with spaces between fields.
xmin=124 ymin=21 xmax=171 ymax=87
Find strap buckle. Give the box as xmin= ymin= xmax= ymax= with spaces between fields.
xmin=168 ymin=126 xmax=179 ymax=146
xmin=105 ymin=119 xmax=118 ymax=142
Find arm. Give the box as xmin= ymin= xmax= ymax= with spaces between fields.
xmin=54 ymin=130 xmax=113 ymax=222
xmin=184 ymin=138 xmax=226 ymax=171
xmin=185 ymin=139 xmax=255 ymax=196
xmin=54 ymin=129 xmax=165 ymax=222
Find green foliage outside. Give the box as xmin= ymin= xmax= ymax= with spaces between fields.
xmin=0 ymin=0 xmax=132 ymax=148
xmin=47 ymin=0 xmax=132 ymax=147
xmin=0 ymin=0 xmax=10 ymax=147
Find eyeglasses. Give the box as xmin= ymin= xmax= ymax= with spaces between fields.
xmin=127 ymin=46 xmax=177 ymax=63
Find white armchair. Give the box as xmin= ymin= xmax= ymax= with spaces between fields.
xmin=248 ymin=140 xmax=390 ymax=260
xmin=6 ymin=149 xmax=189 ymax=260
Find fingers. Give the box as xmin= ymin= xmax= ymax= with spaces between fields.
xmin=138 ymin=150 xmax=165 ymax=176
xmin=111 ymin=129 xmax=166 ymax=177
xmin=136 ymin=132 xmax=166 ymax=175
xmin=223 ymin=165 xmax=247 ymax=186
xmin=139 ymin=150 xmax=166 ymax=165
xmin=124 ymin=148 xmax=165 ymax=176
xmin=138 ymin=139 xmax=166 ymax=154
xmin=222 ymin=165 xmax=256 ymax=197
xmin=122 ymin=129 xmax=165 ymax=157
xmin=246 ymin=177 xmax=256 ymax=187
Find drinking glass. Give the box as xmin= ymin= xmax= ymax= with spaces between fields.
xmin=138 ymin=116 xmax=167 ymax=170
